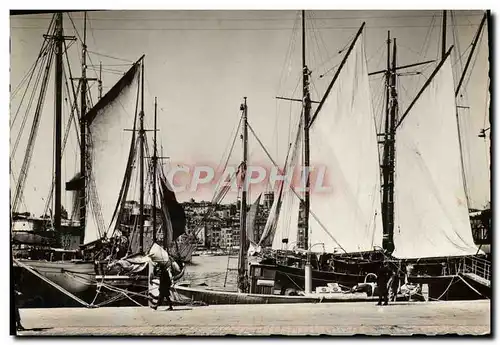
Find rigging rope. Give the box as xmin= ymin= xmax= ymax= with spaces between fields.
xmin=10 ymin=16 xmax=55 ymax=124
xmin=308 ymin=11 xmax=332 ymax=73
xmin=14 ymin=258 xmax=93 ymax=308
xmin=420 ymin=14 xmax=436 ymax=61
xmin=87 ymin=50 xmax=134 ymax=63
xmin=10 ymin=39 xmax=53 ymax=160
xmin=42 ymin=54 xmax=83 ymax=218
xmin=214 ymin=114 xmax=243 ymax=184
xmin=11 ymin=37 xmax=56 ymax=216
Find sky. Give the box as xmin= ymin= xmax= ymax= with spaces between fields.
xmin=9 ymin=9 xmax=490 ymax=218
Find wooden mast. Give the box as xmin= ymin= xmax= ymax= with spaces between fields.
xmin=79 ymin=11 xmax=87 ymax=239
xmin=386 ymin=37 xmax=398 ymax=253
xmin=139 ymin=60 xmax=145 ymax=253
xmin=301 ymin=9 xmax=314 ymax=295
xmin=238 ymin=97 xmax=248 ymax=292
xmin=381 ymin=31 xmax=392 ymax=251
xmin=54 ymin=12 xmax=63 ymax=232
xmin=302 ymin=10 xmax=311 ymax=251
xmin=442 ymin=10 xmax=447 ymax=60
xmin=152 ymin=97 xmax=158 ymax=244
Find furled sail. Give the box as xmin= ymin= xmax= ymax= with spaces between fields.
xmin=308 ymin=33 xmax=383 ymax=253
xmin=258 ymin=118 xmax=302 ymax=249
xmin=392 ymin=55 xmax=482 ymax=259
xmin=271 ymin=121 xmax=303 ymax=250
xmin=246 ymin=194 xmax=262 ymax=244
xmin=258 ymin=180 xmax=283 ymax=247
xmin=83 ymin=62 xmax=141 ymax=243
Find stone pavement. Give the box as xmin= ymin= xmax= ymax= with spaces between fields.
xmin=16 ymin=300 xmax=490 ymax=336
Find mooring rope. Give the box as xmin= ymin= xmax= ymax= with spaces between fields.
xmin=15 ymin=259 xmax=162 ymax=308
xmin=14 ymin=259 xmax=94 ymax=308
xmin=457 ymin=274 xmax=489 ymax=300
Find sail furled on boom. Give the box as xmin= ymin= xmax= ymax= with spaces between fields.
xmin=392 ymin=55 xmax=482 ymax=259
xmin=159 ymin=167 xmax=186 ymax=248
xmin=84 ymin=62 xmax=141 ymax=243
xmin=308 ymin=33 xmax=383 ymax=253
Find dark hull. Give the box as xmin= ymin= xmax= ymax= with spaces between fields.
xmin=15 ymin=259 xmax=95 ymax=293
xmin=13 ymin=260 xmax=152 ymax=308
xmin=173 ymin=285 xmax=377 ymax=305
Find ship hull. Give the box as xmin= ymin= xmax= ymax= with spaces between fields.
xmin=15 ymin=259 xmax=95 ymax=293
xmin=173 ymin=284 xmax=377 ymax=305
xmin=13 ymin=259 xmax=98 ymax=308
xmin=14 ymin=261 xmax=153 ymax=308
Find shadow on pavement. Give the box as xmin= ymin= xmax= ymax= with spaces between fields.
xmin=18 ymin=327 xmax=53 ymax=333
xmin=164 ymin=308 xmax=193 ymax=312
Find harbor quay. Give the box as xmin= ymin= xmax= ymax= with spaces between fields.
xmin=17 ymin=300 xmax=490 ymax=336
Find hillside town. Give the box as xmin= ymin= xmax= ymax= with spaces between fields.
xmin=11 ymin=195 xmax=490 ymax=257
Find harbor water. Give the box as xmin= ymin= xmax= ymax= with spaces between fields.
xmin=179 ymin=255 xmax=238 ymax=291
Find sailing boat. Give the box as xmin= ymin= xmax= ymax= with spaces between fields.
xmin=11 ymin=11 xmax=188 ymax=308
xmin=243 ymin=12 xmax=386 ymax=293
xmin=173 ymin=96 xmax=380 ymax=304
xmin=11 ymin=13 xmax=98 ymax=305
xmin=250 ymin=10 xmax=489 ymax=299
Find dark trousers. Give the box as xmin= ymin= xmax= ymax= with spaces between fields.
xmin=157 ymin=287 xmax=173 ymax=308
xmin=378 ymin=286 xmax=388 ymax=305
xmin=390 ymin=277 xmax=399 ymax=301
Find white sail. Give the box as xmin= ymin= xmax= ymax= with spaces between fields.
xmin=392 ymin=56 xmax=481 ymax=259
xmin=271 ymin=121 xmax=303 ymax=250
xmin=84 ymin=63 xmax=141 ymax=243
xmin=308 ymin=34 xmax=383 ymax=253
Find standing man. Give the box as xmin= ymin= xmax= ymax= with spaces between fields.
xmin=377 ymin=261 xmax=392 ymax=306
xmin=152 ymin=263 xmax=173 ymax=311
xmin=389 ymin=264 xmax=400 ymax=302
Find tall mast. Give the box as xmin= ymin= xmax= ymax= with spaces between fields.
xmin=442 ymin=10 xmax=447 ymax=59
xmin=54 ymin=12 xmax=63 ymax=232
xmin=139 ymin=60 xmax=145 ymax=253
xmin=381 ymin=31 xmax=392 ymax=249
xmin=79 ymin=11 xmax=87 ymax=238
xmin=302 ymin=9 xmax=311 ymax=251
xmin=381 ymin=34 xmax=398 ymax=253
xmin=152 ymin=97 xmax=158 ymax=244
xmin=387 ymin=38 xmax=398 ymax=252
xmin=238 ymin=97 xmax=248 ymax=292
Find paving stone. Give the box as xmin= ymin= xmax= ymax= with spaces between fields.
xmin=16 ymin=300 xmax=490 ymax=336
